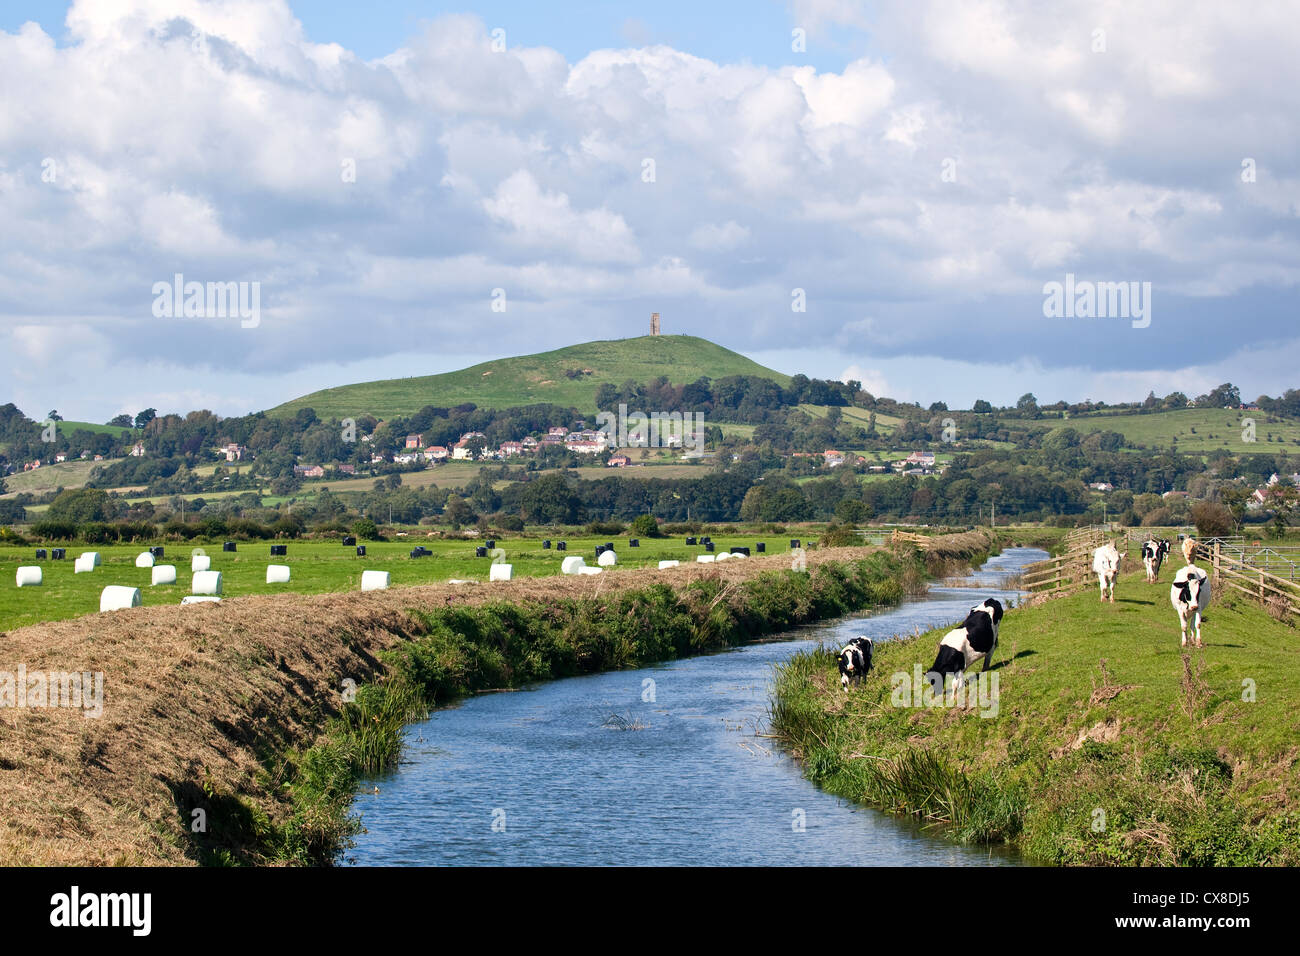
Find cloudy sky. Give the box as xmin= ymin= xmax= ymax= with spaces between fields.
xmin=2 ymin=0 xmax=1298 ymax=422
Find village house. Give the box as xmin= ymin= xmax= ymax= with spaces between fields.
xmin=425 ymin=445 xmax=448 ymax=461
xmin=54 ymin=453 xmax=67 ymax=463
xmin=337 ymin=463 xmax=356 ymax=475
xmin=1089 ymin=482 xmax=1114 ymax=492
xmin=607 ymin=455 xmax=631 ymax=467
xmin=405 ymin=434 xmax=422 ymax=450
xmin=567 ymin=440 xmax=603 ymax=454
xmin=499 ymin=441 xmax=524 ymax=457
xmin=393 ymin=452 xmax=419 ymax=465
xmin=548 ymin=426 xmax=569 ymax=437
xmin=130 ymin=441 xmax=147 ymax=457
xmin=823 ymin=449 xmax=845 ymax=467
xmin=521 ymin=436 xmax=539 ymax=451
xmin=905 ymin=451 xmax=937 ymax=467
xmin=294 ymin=464 xmax=325 ymax=479
xmin=221 ymin=442 xmax=245 ymax=462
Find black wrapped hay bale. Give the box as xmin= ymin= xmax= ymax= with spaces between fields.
xmin=223 ymin=541 xmax=237 ymax=552
xmin=356 ymin=545 xmax=367 ymax=556
xmin=756 ymin=542 xmax=766 ymax=553
xmin=35 ymin=548 xmax=47 ymax=559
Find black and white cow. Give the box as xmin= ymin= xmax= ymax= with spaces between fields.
xmin=923 ymin=598 xmax=1003 ymax=695
xmin=1170 ymin=565 xmax=1211 ymax=647
xmin=1141 ymin=538 xmax=1171 ymax=583
xmin=837 ymin=637 xmax=874 ymax=690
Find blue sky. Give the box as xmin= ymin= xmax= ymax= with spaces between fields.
xmin=2 ymin=1 xmax=1298 ymax=421
xmin=3 ymin=0 xmax=870 ymax=70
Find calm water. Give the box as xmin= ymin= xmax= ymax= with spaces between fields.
xmin=346 ymin=547 xmax=1048 ymax=866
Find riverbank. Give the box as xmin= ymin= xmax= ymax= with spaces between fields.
xmin=0 ymin=544 xmax=923 ymax=865
xmin=771 ymin=566 xmax=1300 ymax=865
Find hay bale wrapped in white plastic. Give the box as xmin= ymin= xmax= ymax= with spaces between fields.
xmin=181 ymin=595 xmax=221 ymax=605
xmin=360 ymin=570 xmax=390 ymax=592
xmin=577 ymin=566 xmax=603 ymax=575
xmin=151 ymin=565 xmax=177 ymax=586
xmin=696 ymin=554 xmax=716 ymax=564
xmin=489 ymin=563 xmax=513 ymax=581
xmin=81 ymin=552 xmax=101 ymax=567
xmin=191 ymin=570 xmax=223 ymax=595
xmin=135 ymin=551 xmax=155 ymax=568
xmin=597 ymin=550 xmax=618 ymax=567
xmin=16 ymin=566 xmax=42 ymax=587
xmin=448 ymin=579 xmax=472 ymax=585
xmin=74 ymin=554 xmax=96 ymax=573
xmin=731 ymin=552 xmax=747 ymax=559
xmin=266 ymin=564 xmax=291 ymax=584
xmin=192 ymin=554 xmax=211 ymax=573
xmin=560 ymin=556 xmax=586 ymax=575
xmin=99 ymin=585 xmax=141 ymax=612
xmin=716 ymin=552 xmax=733 ymax=562
xmin=657 ymin=560 xmax=679 ymax=570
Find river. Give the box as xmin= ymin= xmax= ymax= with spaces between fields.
xmin=346 ymin=546 xmax=1048 ymax=866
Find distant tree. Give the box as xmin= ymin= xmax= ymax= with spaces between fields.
xmin=1016 ymin=393 xmax=1040 ymax=417
xmin=631 ymin=514 xmax=660 ymax=538
xmin=107 ymin=414 xmax=133 ymax=428
xmin=929 ymin=401 xmax=948 ymax=413
xmin=1191 ymin=500 xmax=1234 ymax=537
xmin=352 ymin=517 xmax=379 ymax=541
xmin=47 ymin=409 xmax=62 ymax=422
xmin=134 ymin=408 xmax=157 ymax=429
xmin=972 ymin=399 xmax=993 ymax=413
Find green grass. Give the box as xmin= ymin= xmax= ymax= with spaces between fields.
xmin=772 ymin=564 xmax=1300 ymax=864
xmin=796 ymin=403 xmax=904 ymax=433
xmin=1051 ymin=407 xmax=1300 ymax=453
xmin=1 ymin=458 xmax=118 ymax=496
xmin=267 ymin=334 xmax=792 ymax=419
xmin=0 ymin=534 xmax=800 ymax=631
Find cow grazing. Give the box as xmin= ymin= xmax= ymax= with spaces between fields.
xmin=1092 ymin=542 xmax=1123 ymax=603
xmin=1170 ymin=565 xmax=1211 ymax=647
xmin=837 ymin=637 xmax=874 ymax=690
xmin=1141 ymin=538 xmax=1171 ymax=583
xmin=1182 ymin=536 xmax=1199 ymax=565
xmin=923 ymin=598 xmax=1003 ymax=695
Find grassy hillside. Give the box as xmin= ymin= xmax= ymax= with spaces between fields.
xmin=268 ymin=335 xmax=792 ymax=419
xmin=1049 ymin=407 xmax=1300 ymax=453
xmin=0 ymin=458 xmax=116 ymax=496
xmin=773 ymin=564 xmax=1300 ymax=865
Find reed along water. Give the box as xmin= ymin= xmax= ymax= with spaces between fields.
xmin=346 ymin=547 xmax=1048 ymax=866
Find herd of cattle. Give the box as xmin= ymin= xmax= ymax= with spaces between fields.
xmin=836 ymin=534 xmax=1212 ymax=695
xmin=1092 ymin=535 xmax=1210 ymax=646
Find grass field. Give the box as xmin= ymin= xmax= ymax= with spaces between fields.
xmin=1053 ymin=407 xmax=1300 ymax=453
xmin=268 ymin=334 xmax=791 ymax=419
xmin=773 ymin=562 xmax=1300 ymax=864
xmin=796 ymin=403 xmax=904 ymax=434
xmin=0 ymin=534 xmax=798 ymax=631
xmin=1 ymin=458 xmax=117 ymax=496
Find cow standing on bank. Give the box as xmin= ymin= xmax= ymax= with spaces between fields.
xmin=1141 ymin=539 xmax=1171 ymax=583
xmin=837 ymin=637 xmax=874 ymax=690
xmin=1093 ymin=542 xmax=1123 ymax=603
xmin=1170 ymin=565 xmax=1212 ymax=647
xmin=924 ymin=598 xmax=1003 ymax=695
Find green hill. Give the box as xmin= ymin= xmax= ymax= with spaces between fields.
xmin=1049 ymin=407 xmax=1300 ymax=453
xmin=268 ymin=335 xmax=792 ymax=419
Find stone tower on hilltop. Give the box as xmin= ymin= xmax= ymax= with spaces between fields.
xmin=650 ymin=312 xmax=660 ymax=335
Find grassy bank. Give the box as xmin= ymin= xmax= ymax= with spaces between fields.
xmin=0 ymin=546 xmax=914 ymax=865
xmin=771 ymin=566 xmax=1300 ymax=864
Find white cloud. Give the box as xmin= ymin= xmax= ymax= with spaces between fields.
xmin=0 ymin=0 xmax=1298 ymax=420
